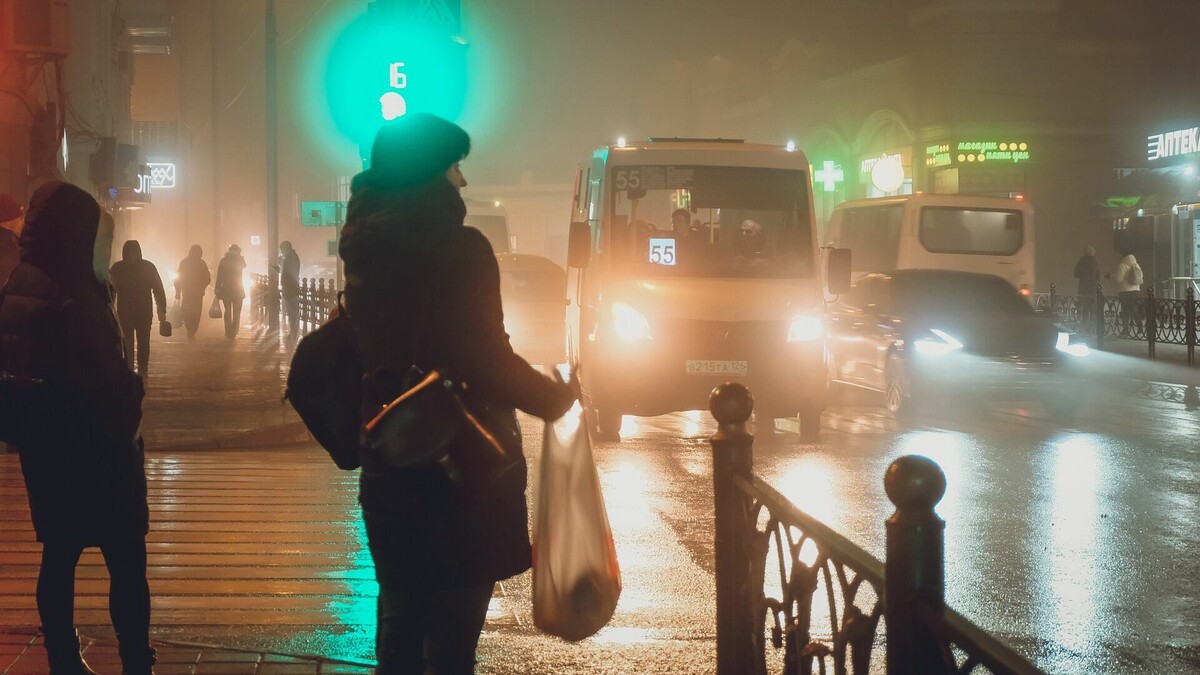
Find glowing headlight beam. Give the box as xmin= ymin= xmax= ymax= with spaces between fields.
xmin=913 ymin=328 xmax=963 ymax=355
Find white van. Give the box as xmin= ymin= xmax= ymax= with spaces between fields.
xmin=825 ymin=194 xmax=1035 ymax=294
xmin=464 ymin=199 xmax=511 ymax=253
xmin=564 ymin=138 xmax=849 ymax=440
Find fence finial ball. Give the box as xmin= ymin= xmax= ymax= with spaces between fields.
xmin=709 ymin=383 xmax=753 ymax=425
xmin=884 ymin=455 xmax=946 ymax=510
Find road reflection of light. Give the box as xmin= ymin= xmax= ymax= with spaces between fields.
xmin=772 ymin=455 xmax=839 ymax=527
xmin=681 ymin=409 xmax=703 ymax=437
xmin=601 ymin=459 xmax=656 ymax=530
xmin=619 ymin=414 xmax=639 ymax=437
xmin=1037 ymin=433 xmax=1104 ymax=653
xmin=590 ymin=626 xmax=658 ymax=645
xmin=333 ymin=517 xmax=379 ymax=629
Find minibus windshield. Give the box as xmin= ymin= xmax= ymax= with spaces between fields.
xmin=608 ymin=166 xmax=814 ymax=278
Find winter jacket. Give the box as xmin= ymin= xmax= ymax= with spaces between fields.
xmin=280 ymin=248 xmax=301 ymax=297
xmin=340 ymin=176 xmax=574 ymax=588
xmin=214 ymin=252 xmax=247 ymax=301
xmin=109 ymin=240 xmax=168 ymax=326
xmin=1073 ymin=254 xmax=1100 ymax=296
xmin=1113 ymin=254 xmax=1142 ymax=293
xmin=0 ymin=228 xmax=17 ymax=285
xmin=0 ymin=182 xmax=147 ymax=544
xmin=175 ymin=247 xmax=211 ymax=300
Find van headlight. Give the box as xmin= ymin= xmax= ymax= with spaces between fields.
xmin=1056 ymin=331 xmax=1090 ymax=357
xmin=787 ymin=315 xmax=823 ymax=342
xmin=913 ymin=328 xmax=963 ymax=355
xmin=612 ymin=302 xmax=652 ymax=342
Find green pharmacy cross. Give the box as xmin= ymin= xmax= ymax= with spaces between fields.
xmin=814 ymin=161 xmax=844 ymax=193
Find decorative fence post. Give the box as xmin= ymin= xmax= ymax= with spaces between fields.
xmin=268 ymin=264 xmax=281 ymax=332
xmin=1094 ymin=282 xmax=1105 ymax=351
xmin=885 ymin=455 xmax=947 ymax=675
xmin=1187 ymin=286 xmax=1196 ymax=367
xmin=1146 ymin=287 xmax=1157 ymax=360
xmin=710 ymin=383 xmax=756 ymax=675
xmin=1048 ymin=282 xmax=1057 ymax=322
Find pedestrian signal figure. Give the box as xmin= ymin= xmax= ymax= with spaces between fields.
xmin=214 ymin=244 xmax=247 ymax=339
xmin=279 ymin=240 xmax=301 ymax=337
xmin=174 ymin=245 xmax=211 ymax=341
xmin=109 ymin=240 xmax=169 ymax=377
xmin=0 ymin=182 xmax=156 ymax=675
xmin=339 ymin=113 xmax=578 ymax=674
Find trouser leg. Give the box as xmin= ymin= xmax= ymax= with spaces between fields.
xmin=424 ymin=583 xmax=494 ymax=675
xmin=231 ymin=298 xmax=243 ymax=336
xmin=135 ymin=322 xmax=151 ymax=375
xmin=120 ymin=321 xmax=136 ymax=369
xmin=100 ymin=535 xmax=154 ymax=672
xmin=222 ymin=300 xmax=233 ymax=338
xmin=37 ymin=542 xmax=84 ymax=637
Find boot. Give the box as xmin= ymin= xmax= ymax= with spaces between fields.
xmin=43 ymin=630 xmax=101 ymax=675
xmin=119 ymin=644 xmax=157 ymax=675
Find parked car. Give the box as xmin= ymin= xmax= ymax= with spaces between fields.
xmin=497 ymin=253 xmax=567 ymax=367
xmin=826 ymin=269 xmax=1089 ymax=415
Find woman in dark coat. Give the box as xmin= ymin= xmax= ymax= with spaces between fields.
xmin=0 ymin=181 xmax=154 ymax=674
xmin=175 ymin=245 xmax=211 ymax=341
xmin=213 ymin=244 xmax=247 ymax=339
xmin=339 ymin=114 xmax=576 ymax=674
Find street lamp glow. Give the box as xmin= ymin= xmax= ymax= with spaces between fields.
xmin=617 ymin=136 xmax=627 ymax=148
xmin=785 ymin=140 xmax=796 ymax=152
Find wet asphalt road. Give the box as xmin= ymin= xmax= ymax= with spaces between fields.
xmin=481 ymin=348 xmax=1200 ymax=674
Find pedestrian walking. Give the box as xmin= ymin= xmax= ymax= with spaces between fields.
xmin=1108 ymin=249 xmax=1143 ymax=337
xmin=214 ymin=244 xmax=247 ymax=339
xmin=339 ymin=113 xmax=577 ymax=674
xmin=0 ymin=181 xmax=155 ymax=675
xmin=1073 ymin=244 xmax=1101 ymax=325
xmin=109 ymin=240 xmax=169 ymax=377
xmin=175 ymin=245 xmax=211 ymax=341
xmin=279 ymin=240 xmax=301 ymax=337
xmin=0 ymin=193 xmax=23 ymax=283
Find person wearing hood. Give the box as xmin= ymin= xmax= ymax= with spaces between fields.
xmin=339 ymin=113 xmax=577 ymax=673
xmin=1108 ymin=249 xmax=1143 ymax=336
xmin=175 ymin=245 xmax=211 ymax=341
xmin=214 ymin=244 xmax=247 ymax=339
xmin=0 ymin=193 xmax=22 ymax=283
xmin=0 ymin=182 xmax=155 ymax=674
xmin=278 ymin=240 xmax=301 ymax=337
xmin=109 ymin=240 xmax=168 ymax=377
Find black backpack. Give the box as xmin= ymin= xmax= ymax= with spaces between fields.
xmin=285 ymin=296 xmax=362 ymax=470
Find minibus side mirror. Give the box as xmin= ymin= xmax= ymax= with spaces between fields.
xmin=567 ymin=221 xmax=591 ymax=269
xmin=826 ymin=248 xmax=852 ymax=295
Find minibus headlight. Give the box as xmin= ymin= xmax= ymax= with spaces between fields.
xmin=1056 ymin=331 xmax=1090 ymax=357
xmin=913 ymin=328 xmax=963 ymax=355
xmin=787 ymin=315 xmax=823 ymax=342
xmin=612 ymin=302 xmax=652 ymax=342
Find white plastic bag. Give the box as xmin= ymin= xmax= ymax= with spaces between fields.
xmin=532 ymin=407 xmax=621 ymax=641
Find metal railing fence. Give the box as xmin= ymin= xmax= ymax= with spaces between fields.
xmin=250 ymin=274 xmax=337 ymax=339
xmin=1032 ymin=284 xmax=1197 ymax=365
xmin=710 ymin=383 xmax=1044 ymax=675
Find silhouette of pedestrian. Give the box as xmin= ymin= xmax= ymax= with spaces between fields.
xmin=340 ymin=113 xmax=577 ymax=674
xmin=109 ymin=241 xmax=168 ymax=377
xmin=0 ymin=181 xmax=156 ymax=675
xmin=175 ymin=245 xmax=211 ymax=341
xmin=1073 ymin=244 xmax=1100 ymax=325
xmin=214 ymin=244 xmax=247 ymax=339
xmin=279 ymin=240 xmax=301 ymax=337
xmin=0 ymin=193 xmax=22 ymax=283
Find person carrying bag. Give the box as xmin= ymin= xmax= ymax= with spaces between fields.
xmin=337 ymin=113 xmax=577 ymax=675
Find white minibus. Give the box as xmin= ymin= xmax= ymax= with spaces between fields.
xmin=564 ymin=138 xmax=849 ymax=441
xmin=824 ymin=194 xmax=1035 ymax=294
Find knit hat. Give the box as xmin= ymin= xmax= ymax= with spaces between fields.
xmin=358 ymin=113 xmax=470 ymax=192
xmin=0 ymin=193 xmax=21 ymax=222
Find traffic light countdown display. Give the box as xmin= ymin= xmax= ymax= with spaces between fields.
xmin=323 ymin=10 xmax=467 ymax=164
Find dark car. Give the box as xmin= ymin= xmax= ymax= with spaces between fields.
xmin=497 ymin=253 xmax=567 ymax=367
xmin=826 ymin=269 xmax=1089 ymax=415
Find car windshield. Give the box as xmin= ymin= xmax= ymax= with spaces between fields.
xmin=608 ymin=165 xmax=814 ymax=278
xmin=892 ymin=275 xmax=1033 ymax=316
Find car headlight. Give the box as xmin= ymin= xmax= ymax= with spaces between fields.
xmin=787 ymin=315 xmax=823 ymax=342
xmin=913 ymin=328 xmax=963 ymax=355
xmin=1056 ymin=331 xmax=1090 ymax=357
xmin=612 ymin=302 xmax=652 ymax=342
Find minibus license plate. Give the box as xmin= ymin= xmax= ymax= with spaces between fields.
xmin=686 ymin=360 xmax=748 ymax=375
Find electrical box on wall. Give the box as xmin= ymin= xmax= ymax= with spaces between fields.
xmin=1 ymin=0 xmax=70 ymax=56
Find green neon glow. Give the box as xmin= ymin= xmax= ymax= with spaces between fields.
xmin=813 ymin=160 xmax=844 ymax=192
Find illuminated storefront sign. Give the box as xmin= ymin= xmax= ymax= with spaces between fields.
xmin=812 ymin=161 xmax=844 ymax=192
xmin=147 ymin=162 xmax=176 ymax=189
xmin=925 ymin=140 xmax=1030 ymax=166
xmin=1147 ymin=126 xmax=1200 ymax=161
